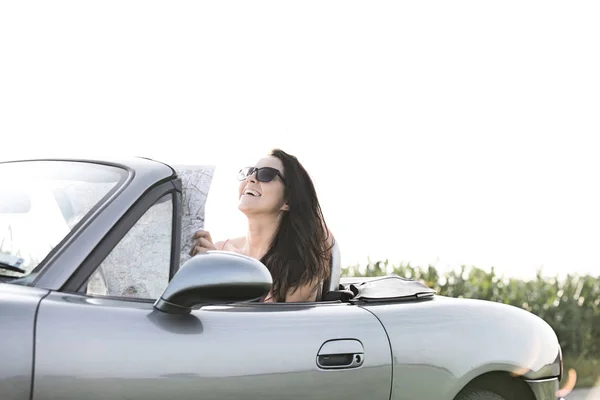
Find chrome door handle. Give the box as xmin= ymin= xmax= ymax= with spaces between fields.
xmin=316 ymin=339 xmax=364 ymax=369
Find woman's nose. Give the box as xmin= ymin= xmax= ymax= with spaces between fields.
xmin=246 ymin=171 xmax=258 ymax=183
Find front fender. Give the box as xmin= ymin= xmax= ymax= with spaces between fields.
xmin=0 ymin=283 xmax=50 ymax=400
xmin=361 ymin=296 xmax=562 ymax=400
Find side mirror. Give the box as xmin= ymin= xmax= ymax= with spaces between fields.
xmin=154 ymin=251 xmax=272 ymax=315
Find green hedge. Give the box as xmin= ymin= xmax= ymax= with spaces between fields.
xmin=342 ymin=261 xmax=600 ymax=380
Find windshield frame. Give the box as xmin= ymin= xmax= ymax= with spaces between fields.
xmin=0 ymin=158 xmax=132 ymax=285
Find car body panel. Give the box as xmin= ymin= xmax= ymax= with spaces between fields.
xmin=362 ymin=296 xmax=562 ymax=400
xmin=0 ymin=284 xmax=50 ymax=400
xmin=33 ymin=291 xmax=392 ymax=400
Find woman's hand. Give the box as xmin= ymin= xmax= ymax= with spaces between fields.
xmin=190 ymin=230 xmax=217 ymax=256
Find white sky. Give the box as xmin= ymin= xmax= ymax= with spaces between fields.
xmin=1 ymin=1 xmax=599 ymax=279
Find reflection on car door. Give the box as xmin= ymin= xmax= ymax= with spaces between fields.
xmin=32 ymin=294 xmax=392 ymax=400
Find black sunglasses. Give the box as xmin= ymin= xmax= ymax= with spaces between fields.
xmin=238 ymin=166 xmax=285 ymax=183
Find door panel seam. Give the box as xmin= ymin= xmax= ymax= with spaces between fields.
xmin=359 ymin=306 xmax=394 ymax=400
xmin=30 ymin=290 xmax=51 ymax=400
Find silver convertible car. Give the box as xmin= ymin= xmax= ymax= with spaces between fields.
xmin=1 ymin=157 xmax=565 ymax=400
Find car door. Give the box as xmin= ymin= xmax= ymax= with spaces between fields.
xmin=33 ymin=295 xmax=392 ymax=400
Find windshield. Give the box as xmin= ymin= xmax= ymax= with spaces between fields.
xmin=0 ymin=160 xmax=127 ymax=279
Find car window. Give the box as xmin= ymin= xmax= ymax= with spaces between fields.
xmin=85 ymin=193 xmax=173 ymax=300
xmin=0 ymin=160 xmax=127 ymax=279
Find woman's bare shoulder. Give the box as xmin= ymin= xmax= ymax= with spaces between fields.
xmin=215 ymin=236 xmax=246 ymax=252
xmin=229 ymin=236 xmax=246 ymax=247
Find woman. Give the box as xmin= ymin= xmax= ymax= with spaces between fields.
xmin=190 ymin=148 xmax=334 ymax=302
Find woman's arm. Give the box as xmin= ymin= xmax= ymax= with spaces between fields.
xmin=285 ymin=279 xmax=321 ymax=302
xmin=284 ymin=225 xmax=334 ymax=302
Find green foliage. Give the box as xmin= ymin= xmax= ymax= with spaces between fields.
xmin=342 ymin=261 xmax=600 ymax=386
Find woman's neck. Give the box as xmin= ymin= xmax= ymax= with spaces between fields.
xmin=245 ymin=214 xmax=282 ymax=259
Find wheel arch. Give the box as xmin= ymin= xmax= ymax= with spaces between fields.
xmin=453 ymin=371 xmax=536 ymax=400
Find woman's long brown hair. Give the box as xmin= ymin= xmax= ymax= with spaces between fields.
xmin=259 ymin=149 xmax=333 ymax=301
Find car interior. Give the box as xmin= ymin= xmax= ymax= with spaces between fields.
xmin=77 ymin=166 xmax=432 ymax=306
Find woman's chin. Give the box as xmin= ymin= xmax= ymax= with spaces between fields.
xmin=238 ymin=201 xmax=258 ymax=214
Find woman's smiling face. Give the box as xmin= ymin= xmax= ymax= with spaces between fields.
xmin=238 ymin=155 xmax=288 ymax=215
